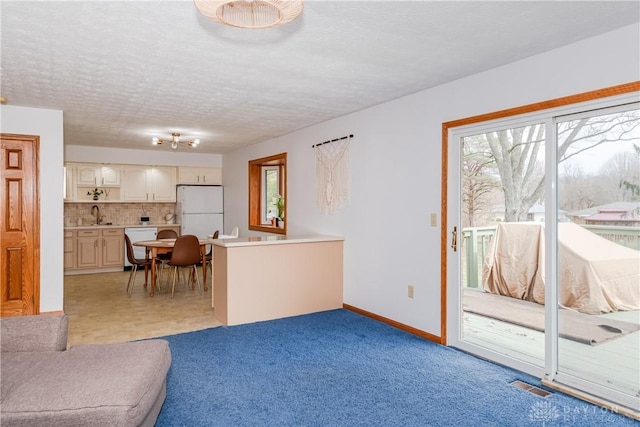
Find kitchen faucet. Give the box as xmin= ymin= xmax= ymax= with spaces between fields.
xmin=91 ymin=205 xmax=101 ymax=225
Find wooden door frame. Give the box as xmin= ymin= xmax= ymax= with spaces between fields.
xmin=1 ymin=133 xmax=40 ymax=315
xmin=440 ymin=81 xmax=640 ymax=345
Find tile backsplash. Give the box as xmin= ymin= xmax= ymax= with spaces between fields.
xmin=65 ymin=203 xmax=177 ymax=227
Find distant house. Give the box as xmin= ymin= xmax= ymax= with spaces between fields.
xmin=567 ymin=202 xmax=640 ymax=227
xmin=488 ymin=204 xmax=566 ymax=223
xmin=526 ymin=204 xmax=546 ymax=222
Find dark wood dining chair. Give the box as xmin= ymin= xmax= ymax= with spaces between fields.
xmin=168 ymin=235 xmax=202 ymax=298
xmin=124 ymin=234 xmax=151 ymax=296
xmin=191 ymin=230 xmax=219 ymax=285
xmin=156 ymin=229 xmax=178 ymax=284
xmin=203 ymin=230 xmax=219 ymax=270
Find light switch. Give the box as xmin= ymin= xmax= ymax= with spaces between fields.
xmin=430 ymin=213 xmax=437 ymax=227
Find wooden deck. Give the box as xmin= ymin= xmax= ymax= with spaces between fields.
xmin=462 ymin=310 xmax=640 ymax=400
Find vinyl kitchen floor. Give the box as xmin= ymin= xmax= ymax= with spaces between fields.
xmin=64 ymin=270 xmax=221 ymax=347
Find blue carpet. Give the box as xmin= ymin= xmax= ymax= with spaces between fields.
xmin=155 ymin=309 xmax=636 ymax=426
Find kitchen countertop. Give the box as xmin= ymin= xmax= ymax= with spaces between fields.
xmin=212 ymin=234 xmax=344 ymax=248
xmin=65 ymin=223 xmax=180 ymax=230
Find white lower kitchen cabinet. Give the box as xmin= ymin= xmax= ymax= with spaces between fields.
xmin=64 ymin=230 xmax=75 ymax=269
xmin=76 ymin=230 xmax=101 ymax=268
xmin=102 ymin=229 xmax=125 ymax=266
xmin=66 ymin=228 xmax=124 ymax=275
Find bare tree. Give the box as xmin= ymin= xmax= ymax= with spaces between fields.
xmin=558 ymin=112 xmax=639 ymax=164
xmin=485 ymin=124 xmax=545 ymax=221
xmin=558 ymin=163 xmax=607 ymax=211
xmin=481 ymin=110 xmax=639 ymax=222
xmin=610 ymin=145 xmax=640 ymax=201
xmin=462 ymin=154 xmax=499 ymax=227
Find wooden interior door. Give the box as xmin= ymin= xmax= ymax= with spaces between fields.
xmin=1 ymin=134 xmax=40 ymax=317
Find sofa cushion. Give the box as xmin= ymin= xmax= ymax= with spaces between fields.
xmin=0 ymin=339 xmax=171 ymax=427
xmin=0 ymin=352 xmax=59 ymax=404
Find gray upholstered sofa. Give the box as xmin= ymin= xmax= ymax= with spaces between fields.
xmin=0 ymin=314 xmax=171 ymax=426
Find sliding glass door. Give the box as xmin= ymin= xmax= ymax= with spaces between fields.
xmin=456 ymin=120 xmax=547 ymax=372
xmin=446 ymin=92 xmax=640 ymax=412
xmin=554 ymin=105 xmax=640 ymax=410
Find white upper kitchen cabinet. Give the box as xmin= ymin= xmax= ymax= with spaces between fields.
xmin=121 ymin=166 xmax=176 ymax=202
xmin=121 ymin=166 xmax=147 ymax=201
xmin=149 ymin=167 xmax=176 ymax=201
xmin=177 ymin=167 xmax=222 ymax=185
xmin=64 ymin=164 xmax=75 ymax=201
xmin=75 ymin=163 xmax=121 ymax=187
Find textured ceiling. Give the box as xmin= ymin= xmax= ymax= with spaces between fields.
xmin=1 ymin=1 xmax=639 ymax=154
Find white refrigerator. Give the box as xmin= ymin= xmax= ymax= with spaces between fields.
xmin=176 ymin=185 xmax=224 ymax=239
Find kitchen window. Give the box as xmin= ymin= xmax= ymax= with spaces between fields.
xmin=249 ymin=152 xmax=286 ymax=234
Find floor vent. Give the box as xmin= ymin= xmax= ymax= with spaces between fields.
xmin=510 ymin=380 xmax=553 ymax=397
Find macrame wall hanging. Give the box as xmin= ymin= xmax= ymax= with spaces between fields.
xmin=312 ymin=134 xmax=353 ymax=215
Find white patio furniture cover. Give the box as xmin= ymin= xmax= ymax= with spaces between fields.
xmin=482 ymin=222 xmax=640 ymax=314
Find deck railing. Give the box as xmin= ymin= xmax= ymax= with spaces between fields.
xmin=582 ymin=224 xmax=640 ymax=251
xmin=461 ymin=226 xmax=496 ymax=289
xmin=461 ymin=224 xmax=639 ymax=289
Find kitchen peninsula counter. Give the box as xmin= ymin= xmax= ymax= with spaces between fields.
xmin=211 ymin=234 xmax=343 ymax=247
xmin=212 ymin=234 xmax=344 ymax=326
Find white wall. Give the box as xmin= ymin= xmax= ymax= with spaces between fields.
xmin=222 ymin=24 xmax=640 ymax=337
xmin=2 ymin=24 xmax=637 ymax=325
xmin=0 ymin=105 xmax=65 ymax=313
xmin=65 ymin=145 xmax=222 ymax=167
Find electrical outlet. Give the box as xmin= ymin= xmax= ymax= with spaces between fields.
xmin=430 ymin=213 xmax=437 ymax=227
xmin=408 ymin=285 xmax=414 ymax=299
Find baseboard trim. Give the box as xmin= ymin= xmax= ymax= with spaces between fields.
xmin=343 ymin=304 xmax=442 ymax=344
xmin=40 ymin=310 xmax=65 ymax=315
xmin=64 ymin=267 xmax=123 ymax=275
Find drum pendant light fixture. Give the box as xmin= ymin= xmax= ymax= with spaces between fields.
xmin=194 ymin=0 xmax=303 ymax=29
